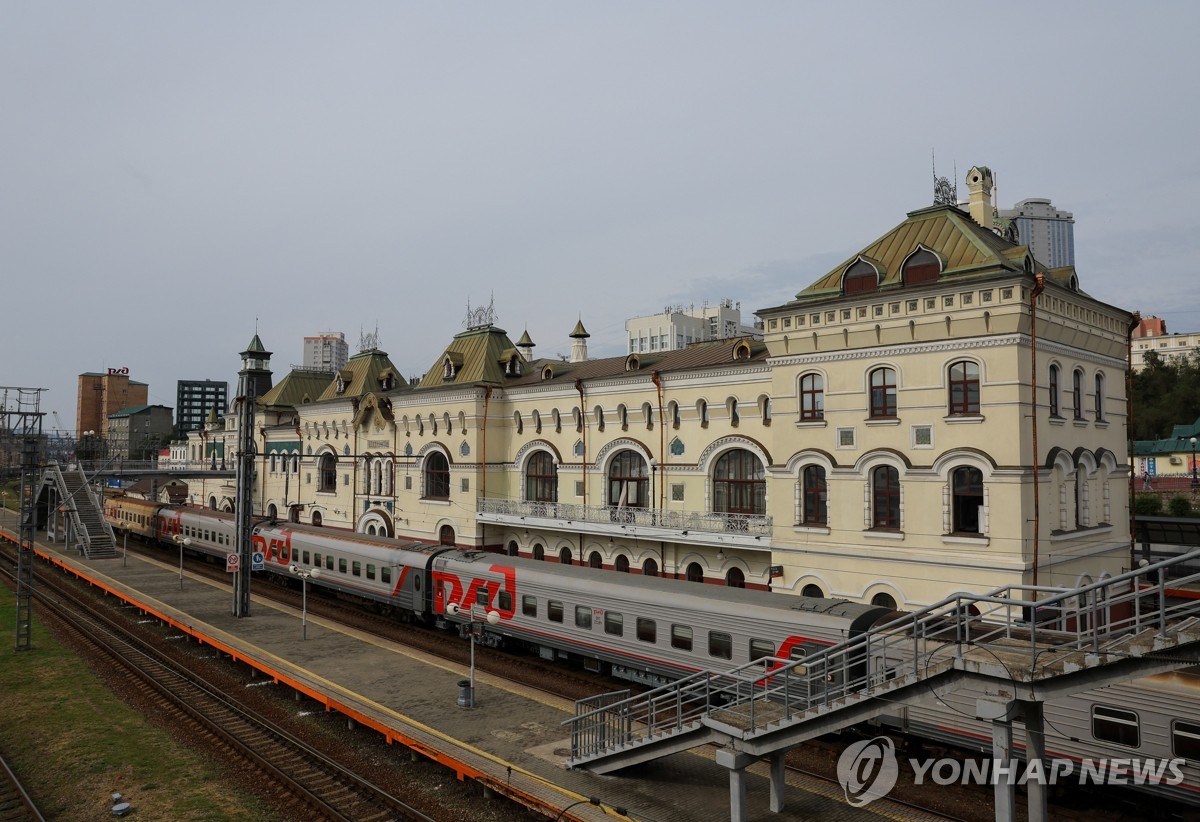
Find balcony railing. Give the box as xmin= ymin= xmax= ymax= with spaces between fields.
xmin=476 ymin=497 xmax=772 ymax=538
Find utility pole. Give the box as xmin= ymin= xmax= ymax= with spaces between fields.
xmin=232 ymin=335 xmax=272 ymax=617
xmin=1 ymin=386 xmax=46 ymax=651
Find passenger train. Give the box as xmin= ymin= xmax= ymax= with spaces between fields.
xmin=103 ymin=495 xmax=1200 ymax=806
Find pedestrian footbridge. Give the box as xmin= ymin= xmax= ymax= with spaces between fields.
xmin=564 ymin=552 xmax=1200 ymax=822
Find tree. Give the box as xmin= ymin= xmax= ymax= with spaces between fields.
xmin=1131 ymin=349 xmax=1200 ymax=441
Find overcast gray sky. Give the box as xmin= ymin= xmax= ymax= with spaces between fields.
xmin=4 ymin=2 xmax=1198 ymax=433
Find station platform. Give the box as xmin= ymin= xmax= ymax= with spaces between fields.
xmin=3 ymin=516 xmax=945 ymax=822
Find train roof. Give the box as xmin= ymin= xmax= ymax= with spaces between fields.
xmin=439 ymin=548 xmax=886 ymax=620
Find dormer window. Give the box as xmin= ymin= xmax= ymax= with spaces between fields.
xmin=733 ymin=341 xmax=751 ymax=361
xmin=335 ymin=376 xmax=346 ymax=394
xmin=842 ymin=258 xmax=880 ymax=295
xmin=443 ymin=357 xmax=457 ymax=380
xmin=901 ymin=247 xmax=941 ymax=286
xmin=505 ymin=354 xmax=521 ymax=377
xmin=541 ymin=365 xmax=554 ymax=381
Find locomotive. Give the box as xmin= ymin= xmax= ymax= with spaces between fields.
xmin=103 ymin=495 xmax=1200 ymax=805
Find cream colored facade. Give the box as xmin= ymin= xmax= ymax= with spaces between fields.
xmin=183 ymin=172 xmax=1134 ymax=609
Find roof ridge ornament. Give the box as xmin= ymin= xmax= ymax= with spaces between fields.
xmin=465 ymin=295 xmax=498 ymax=330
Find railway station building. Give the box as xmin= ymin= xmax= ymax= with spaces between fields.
xmin=183 ymin=166 xmax=1134 ymax=609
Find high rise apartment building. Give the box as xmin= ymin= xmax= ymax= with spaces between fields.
xmin=626 ymin=299 xmax=761 ymax=354
xmin=175 ymin=379 xmax=229 ymax=436
xmin=303 ymin=332 xmax=349 ymax=371
xmin=76 ymin=370 xmax=149 ymax=440
xmin=998 ymin=197 xmax=1075 ymax=268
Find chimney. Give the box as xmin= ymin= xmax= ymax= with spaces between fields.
xmin=965 ymin=166 xmax=994 ymax=228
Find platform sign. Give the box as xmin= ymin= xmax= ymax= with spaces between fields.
xmin=251 ymin=551 xmax=265 ymax=571
xmin=1148 ymin=457 xmax=1157 ymax=477
xmin=226 ymin=553 xmax=240 ymax=573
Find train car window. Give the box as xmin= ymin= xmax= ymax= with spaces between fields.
xmin=636 ymin=618 xmax=657 ymax=643
xmin=204 ymin=530 xmax=210 ymax=541
xmin=789 ymin=646 xmax=808 ymax=661
xmin=302 ymin=551 xmax=310 ymax=564
xmin=1173 ymin=720 xmax=1200 ymax=760
xmin=381 ymin=567 xmax=391 ymax=585
xmin=604 ymin=613 xmax=623 ymax=636
xmin=522 ymin=595 xmax=537 ymax=617
xmin=575 ymin=606 xmax=592 ymax=629
xmin=366 ymin=564 xmax=376 ymax=580
xmin=339 ymin=558 xmax=347 ymax=573
xmin=498 ymin=590 xmax=512 ymax=611
xmin=352 ymin=561 xmax=362 ymax=577
xmin=1092 ymin=705 xmax=1140 ymax=747
xmin=314 ymin=552 xmax=322 ymax=567
xmin=750 ymin=639 xmax=775 ymax=662
xmin=476 ymin=588 xmax=490 ymax=607
xmin=671 ymin=625 xmax=693 ymax=651
xmin=709 ymin=632 xmax=733 ymax=660
xmin=548 ymin=601 xmax=564 ymax=623
xmin=326 ymin=556 xmax=335 ymax=571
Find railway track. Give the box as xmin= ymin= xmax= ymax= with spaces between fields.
xmin=0 ymin=752 xmax=44 ymax=822
xmin=0 ymin=550 xmax=436 ymax=822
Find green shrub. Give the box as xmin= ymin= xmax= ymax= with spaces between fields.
xmin=1167 ymin=494 xmax=1195 ymax=517
xmin=1134 ymin=493 xmax=1163 ymax=516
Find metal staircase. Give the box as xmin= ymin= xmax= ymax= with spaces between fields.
xmin=566 ymin=550 xmax=1200 ymax=774
xmin=43 ymin=462 xmax=118 ymax=559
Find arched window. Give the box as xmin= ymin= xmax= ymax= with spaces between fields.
xmin=439 ymin=524 xmax=455 ymax=545
xmin=607 ymin=450 xmax=648 ymax=509
xmin=506 ymin=540 xmax=518 ymax=557
xmin=533 ymin=543 xmax=545 ymax=561
xmin=1048 ymin=364 xmax=1061 ymax=417
xmin=801 ymin=583 xmax=823 ymax=598
xmin=728 ymin=398 xmax=739 ymax=427
xmin=594 ymin=405 xmax=605 ymax=431
xmin=311 ymin=510 xmax=323 ymax=527
xmin=615 ymin=555 xmax=630 ymax=573
xmin=871 ymin=466 xmax=900 ymax=530
xmin=800 ymin=373 xmax=824 ymax=421
xmin=266 ymin=503 xmax=277 ymax=520
xmin=725 ymin=567 xmax=745 ymax=588
xmin=1072 ymin=369 xmax=1084 ymax=420
xmin=902 ymin=248 xmax=940 ymax=286
xmin=869 ymin=368 xmax=897 ymax=418
xmin=642 ymin=558 xmax=659 ymax=577
xmin=1094 ymin=373 xmax=1105 ymax=421
xmin=871 ymin=592 xmax=897 ymax=609
xmin=525 ymin=451 xmax=558 ymax=503
xmin=514 ymin=411 xmax=523 ymax=435
xmin=951 ymin=466 xmax=984 ymax=534
xmin=948 ymin=361 xmax=980 ymax=415
xmin=842 ymin=258 xmax=878 ymax=295
xmin=669 ymin=401 xmax=680 ymax=429
xmin=685 ymin=562 xmax=704 ymax=583
xmin=588 ymin=551 xmax=603 ymax=569
xmin=318 ymin=453 xmax=337 ymax=492
xmin=424 ymin=452 xmax=450 ymax=499
xmin=713 ymin=449 xmax=766 ymax=520
xmin=698 ymin=399 xmax=709 ymax=427
xmin=802 ymin=465 xmax=827 ymax=525
xmin=559 ymin=547 xmax=573 ymax=565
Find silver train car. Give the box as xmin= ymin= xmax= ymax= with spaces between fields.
xmin=105 ymin=498 xmax=1200 ymax=805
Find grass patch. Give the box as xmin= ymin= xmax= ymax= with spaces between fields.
xmin=0 ymin=595 xmax=285 ymax=821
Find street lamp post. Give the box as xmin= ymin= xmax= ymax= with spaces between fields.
xmin=288 ymin=564 xmax=321 ymax=640
xmin=445 ymin=600 xmax=500 ymax=707
xmin=1191 ymin=436 xmax=1198 ymax=492
xmin=173 ymin=534 xmax=192 ymax=590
